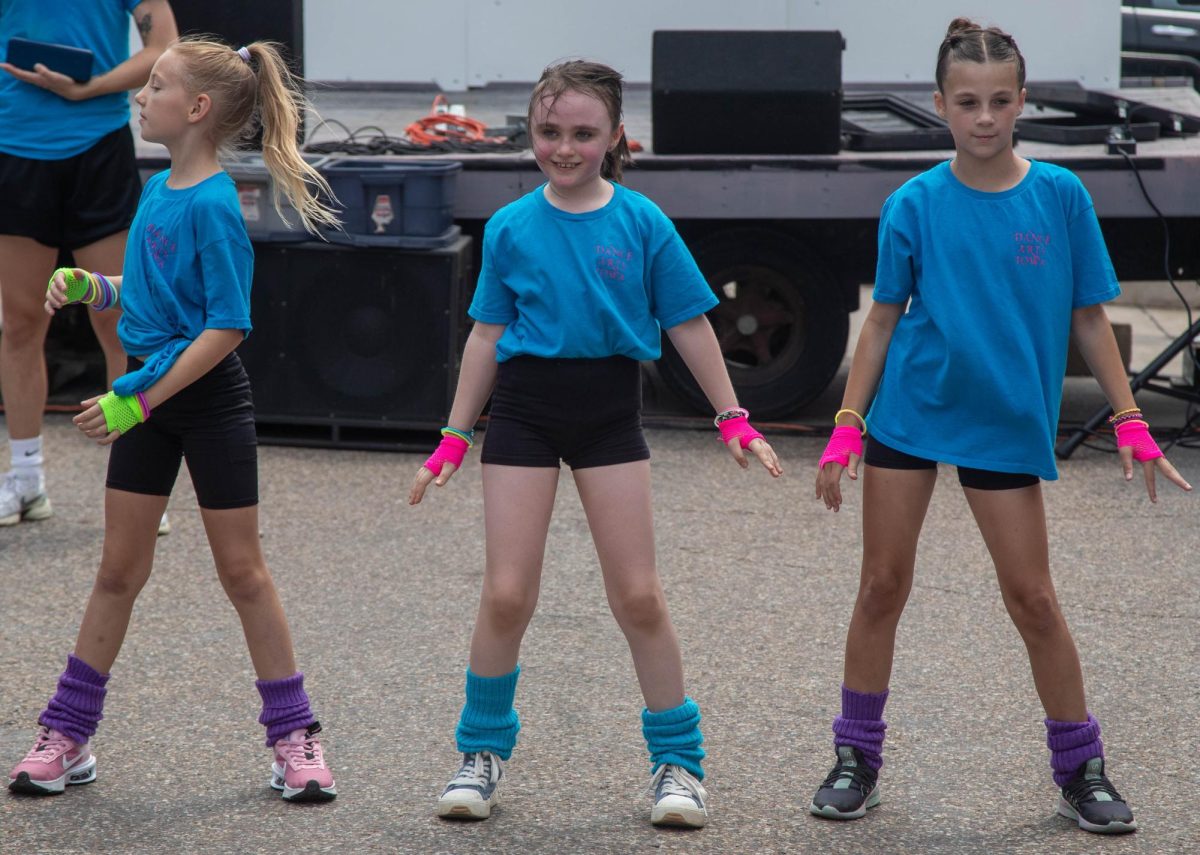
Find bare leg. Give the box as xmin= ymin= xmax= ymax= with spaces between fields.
xmin=0 ymin=236 xmax=58 ymax=440
xmin=73 ymin=489 xmax=166 ymax=672
xmin=963 ymin=484 xmax=1088 ymax=722
xmin=573 ymin=460 xmax=683 ymax=712
xmin=73 ymin=231 xmax=129 ymax=388
xmin=842 ymin=466 xmax=937 ymax=693
xmin=467 ymin=464 xmax=559 ymax=676
xmin=200 ymin=504 xmax=298 ymax=680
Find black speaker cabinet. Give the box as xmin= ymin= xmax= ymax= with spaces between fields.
xmin=652 ymin=30 xmax=844 ymax=155
xmin=237 ymin=236 xmax=473 ymax=449
xmin=168 ymin=0 xmax=304 ymax=74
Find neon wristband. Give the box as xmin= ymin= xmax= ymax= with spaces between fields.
xmin=97 ymin=391 xmax=147 ymax=434
xmin=717 ymin=414 xmax=764 ymax=449
xmin=834 ymin=407 xmax=868 ymax=436
xmin=819 ymin=425 xmax=863 ymax=469
xmin=423 ymin=434 xmax=470 ymax=476
xmin=440 ymin=426 xmax=475 ymax=447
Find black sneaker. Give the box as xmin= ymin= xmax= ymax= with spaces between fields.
xmin=1058 ymin=757 xmax=1137 ymax=834
xmin=809 ymin=745 xmax=881 ymax=820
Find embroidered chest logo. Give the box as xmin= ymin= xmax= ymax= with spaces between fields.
xmin=145 ymin=223 xmax=177 ymax=270
xmin=1014 ymin=230 xmax=1050 ymax=267
xmin=595 ymin=244 xmax=634 ymax=282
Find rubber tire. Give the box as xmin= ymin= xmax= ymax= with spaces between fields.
xmin=659 ymin=229 xmax=849 ymax=420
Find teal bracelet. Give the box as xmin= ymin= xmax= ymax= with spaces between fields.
xmin=441 ymin=426 xmax=475 ymax=447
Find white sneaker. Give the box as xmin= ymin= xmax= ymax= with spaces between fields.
xmin=158 ymin=511 xmax=171 ymax=536
xmin=649 ymin=764 xmax=708 ymax=828
xmin=0 ymin=469 xmax=52 ymax=526
xmin=437 ymin=751 xmax=503 ymax=820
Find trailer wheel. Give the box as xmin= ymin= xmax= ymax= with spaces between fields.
xmin=659 ymin=229 xmax=848 ymax=420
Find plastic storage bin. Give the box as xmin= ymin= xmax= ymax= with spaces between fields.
xmin=224 ymin=152 xmax=328 ymax=243
xmin=319 ymin=158 xmax=462 ymax=249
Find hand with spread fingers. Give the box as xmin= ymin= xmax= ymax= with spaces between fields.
xmin=0 ymin=61 xmax=90 ymax=100
xmin=1108 ymin=410 xmax=1192 ymax=502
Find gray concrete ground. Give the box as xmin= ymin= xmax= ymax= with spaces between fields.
xmin=2 ymin=289 xmax=1199 ymax=853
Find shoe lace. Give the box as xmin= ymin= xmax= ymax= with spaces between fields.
xmin=452 ymin=752 xmax=500 ymax=787
xmin=24 ymin=727 xmax=70 ymax=761
xmin=820 ymin=759 xmax=876 ymax=794
xmin=281 ymin=726 xmax=327 ymax=771
xmin=1064 ymin=771 xmax=1125 ymax=804
xmin=648 ymin=764 xmax=707 ymax=802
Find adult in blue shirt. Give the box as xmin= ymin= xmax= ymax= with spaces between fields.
xmin=0 ymin=0 xmax=177 ymax=527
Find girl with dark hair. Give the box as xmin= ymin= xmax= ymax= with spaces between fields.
xmin=808 ymin=17 xmax=1189 ymax=834
xmin=8 ymin=37 xmax=340 ymax=803
xmin=411 ymin=59 xmax=781 ymax=827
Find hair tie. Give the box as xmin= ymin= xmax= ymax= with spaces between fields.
xmin=237 ymin=46 xmax=251 ymax=64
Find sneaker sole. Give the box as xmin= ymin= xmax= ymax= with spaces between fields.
xmin=7 ymin=756 xmax=96 ymax=795
xmin=0 ymin=494 xmax=53 ymax=526
xmin=437 ymin=792 xmax=496 ymax=820
xmin=809 ymin=785 xmax=881 ymax=820
xmin=651 ymin=805 xmax=707 ymax=828
xmin=1057 ymin=799 xmax=1137 ymax=834
xmin=269 ymin=766 xmax=336 ymax=802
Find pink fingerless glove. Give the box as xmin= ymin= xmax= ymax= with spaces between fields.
xmin=718 ymin=415 xmax=764 ymax=449
xmin=1114 ymin=420 xmax=1163 ymax=462
xmin=423 ymin=435 xmax=469 ymax=476
xmin=819 ymin=425 xmax=864 ymax=468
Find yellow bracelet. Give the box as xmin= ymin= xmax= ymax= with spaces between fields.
xmin=834 ymin=408 xmax=867 ymax=436
xmin=1108 ymin=407 xmax=1141 ymax=422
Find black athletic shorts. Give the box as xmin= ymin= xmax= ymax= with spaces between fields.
xmin=106 ymin=353 xmax=259 ymax=509
xmin=864 ymin=435 xmax=1039 ymax=491
xmin=0 ymin=125 xmax=142 ymax=250
xmin=480 ymin=355 xmax=651 ymax=470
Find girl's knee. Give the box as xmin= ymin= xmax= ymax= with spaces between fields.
xmin=1005 ymin=585 xmax=1062 ymax=636
xmin=480 ymin=579 xmax=538 ymax=634
xmin=856 ymin=565 xmax=911 ymax=621
xmin=216 ymin=558 xmax=273 ymax=605
xmin=610 ymin=580 xmax=669 ymax=633
xmin=93 ymin=564 xmax=150 ymax=600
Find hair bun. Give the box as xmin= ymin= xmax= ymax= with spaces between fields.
xmin=947 ymin=17 xmax=980 ymax=36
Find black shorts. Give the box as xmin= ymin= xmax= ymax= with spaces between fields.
xmin=480 ymin=355 xmax=651 ymax=470
xmin=106 ymin=353 xmax=259 ymax=509
xmin=0 ymin=125 xmax=141 ymax=250
xmin=864 ymin=435 xmax=1039 ymax=491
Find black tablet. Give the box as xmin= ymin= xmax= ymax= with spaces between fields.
xmin=6 ymin=37 xmax=94 ymax=83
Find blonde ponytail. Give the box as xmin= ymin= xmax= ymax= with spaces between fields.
xmin=170 ymin=36 xmax=341 ymax=235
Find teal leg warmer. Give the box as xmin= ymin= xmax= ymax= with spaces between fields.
xmin=642 ymin=696 xmax=705 ymax=780
xmin=455 ymin=666 xmax=521 ymax=760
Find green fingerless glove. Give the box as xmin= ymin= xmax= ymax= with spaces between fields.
xmin=98 ymin=391 xmax=147 ymax=434
xmin=49 ymin=267 xmax=94 ymax=304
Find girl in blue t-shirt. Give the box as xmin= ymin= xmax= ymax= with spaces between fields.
xmin=409 ymin=60 xmax=781 ymax=828
xmin=8 ymin=38 xmax=341 ymax=803
xmin=810 ymin=19 xmax=1191 ymax=835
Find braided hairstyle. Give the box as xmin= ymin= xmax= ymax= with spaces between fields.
xmin=935 ymin=18 xmax=1026 ymax=92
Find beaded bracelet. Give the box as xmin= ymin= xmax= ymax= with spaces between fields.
xmin=713 ymin=407 xmax=749 ymax=427
xmin=1108 ymin=407 xmax=1141 ymax=423
xmin=441 ymin=426 xmax=475 ymax=447
xmin=834 ymin=407 xmax=868 ymax=436
xmin=1109 ymin=411 xmax=1145 ymax=427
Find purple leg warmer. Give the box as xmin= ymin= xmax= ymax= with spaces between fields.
xmin=1046 ymin=713 xmax=1104 ymax=787
xmin=256 ymin=672 xmax=316 ymax=746
xmin=832 ymin=684 xmax=889 ymax=771
xmin=39 ymin=654 xmax=110 ymax=745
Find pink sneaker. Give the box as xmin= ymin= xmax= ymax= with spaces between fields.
xmin=8 ymin=726 xmax=97 ymax=795
xmin=270 ymin=723 xmax=337 ymax=802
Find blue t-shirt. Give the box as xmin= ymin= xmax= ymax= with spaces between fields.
xmin=113 ymin=170 xmax=254 ymax=396
xmin=469 ymin=182 xmax=718 ymax=361
xmin=0 ymin=0 xmax=140 ymax=158
xmin=867 ymin=160 xmax=1120 ymax=480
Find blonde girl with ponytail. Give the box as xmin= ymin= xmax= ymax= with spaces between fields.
xmin=9 ymin=38 xmax=339 ymax=802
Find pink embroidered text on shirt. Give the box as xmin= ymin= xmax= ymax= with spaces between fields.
xmin=595 ymin=244 xmax=633 ymax=282
xmin=145 ymin=223 xmax=176 ymax=270
xmin=1014 ymin=230 xmax=1050 ymax=267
